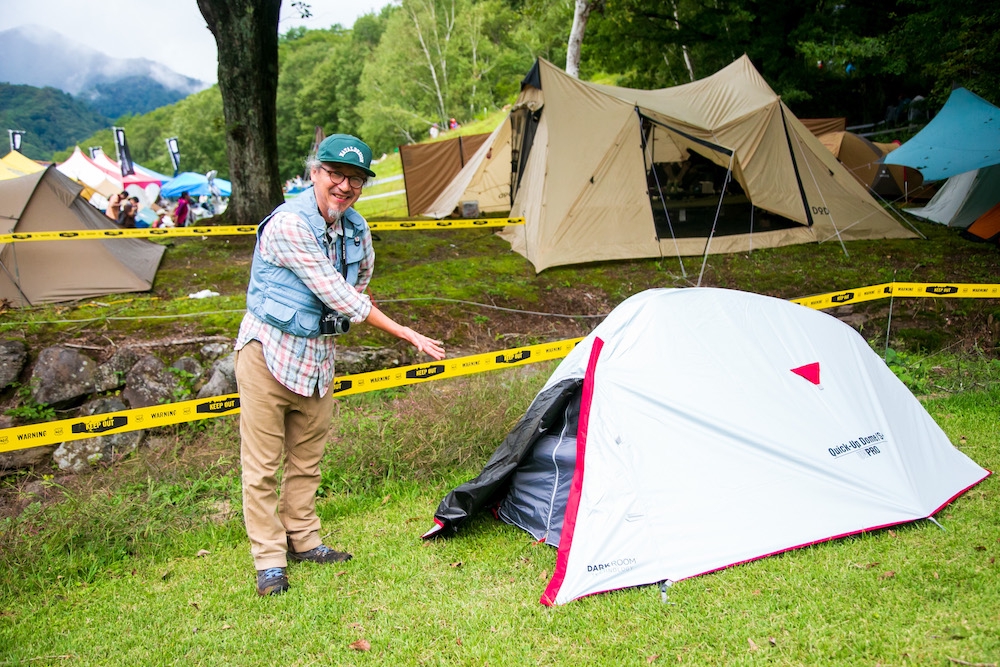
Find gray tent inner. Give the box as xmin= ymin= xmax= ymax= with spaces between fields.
xmin=497 ymin=391 xmax=581 ymax=547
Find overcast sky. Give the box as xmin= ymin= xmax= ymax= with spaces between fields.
xmin=0 ymin=0 xmax=394 ymax=84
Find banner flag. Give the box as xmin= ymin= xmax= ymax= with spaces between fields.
xmin=113 ymin=127 xmax=135 ymax=177
xmin=8 ymin=130 xmax=24 ymax=153
xmin=88 ymin=146 xmax=102 ymax=159
xmin=166 ymin=137 xmax=180 ymax=176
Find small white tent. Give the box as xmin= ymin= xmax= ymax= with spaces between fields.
xmin=425 ymin=288 xmax=989 ymax=605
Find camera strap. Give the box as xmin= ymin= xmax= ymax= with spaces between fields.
xmin=339 ymin=229 xmax=348 ymax=279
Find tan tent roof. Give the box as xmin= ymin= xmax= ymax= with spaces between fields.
xmin=801 ymin=117 xmax=847 ymax=136
xmin=817 ymin=131 xmax=930 ymax=201
xmin=0 ymin=167 xmax=165 ymax=306
xmin=400 ymin=133 xmax=491 ymax=216
xmin=496 ymin=57 xmax=916 ymax=271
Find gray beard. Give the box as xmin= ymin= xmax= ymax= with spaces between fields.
xmin=326 ymin=207 xmax=343 ymax=224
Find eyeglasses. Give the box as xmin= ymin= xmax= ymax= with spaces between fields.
xmin=318 ymin=166 xmax=366 ymax=189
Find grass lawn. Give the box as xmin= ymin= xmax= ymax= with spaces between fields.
xmin=1 ymin=177 xmax=999 ymax=664
xmin=0 ymin=368 xmax=998 ymax=666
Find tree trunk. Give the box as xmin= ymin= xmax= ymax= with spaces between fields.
xmin=670 ymin=0 xmax=696 ymax=81
xmin=566 ymin=0 xmax=603 ymax=78
xmin=197 ymin=0 xmax=284 ymax=225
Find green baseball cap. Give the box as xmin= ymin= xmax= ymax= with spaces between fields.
xmin=316 ymin=134 xmax=376 ymax=177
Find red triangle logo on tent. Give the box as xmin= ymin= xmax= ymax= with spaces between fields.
xmin=791 ymin=362 xmax=821 ymax=385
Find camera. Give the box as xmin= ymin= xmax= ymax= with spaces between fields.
xmin=319 ymin=307 xmax=351 ymax=336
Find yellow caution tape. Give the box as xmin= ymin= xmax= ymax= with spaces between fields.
xmin=0 ymin=337 xmax=580 ymax=453
xmin=0 ymin=218 xmax=525 ymax=243
xmin=2 ymin=281 xmax=998 ymax=453
xmin=791 ymin=282 xmax=1000 ymax=310
xmin=0 ymin=395 xmax=240 ymax=453
xmin=330 ymin=336 xmax=580 ymax=397
xmin=0 ymin=225 xmax=257 ymax=243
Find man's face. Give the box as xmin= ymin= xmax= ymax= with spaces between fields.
xmin=312 ymin=162 xmax=365 ymax=224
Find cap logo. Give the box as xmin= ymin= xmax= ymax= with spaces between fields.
xmin=339 ymin=146 xmax=366 ymax=164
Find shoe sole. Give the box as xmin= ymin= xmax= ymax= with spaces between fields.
xmin=257 ymin=582 xmax=289 ymax=596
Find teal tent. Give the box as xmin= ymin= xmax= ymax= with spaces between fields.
xmin=885 ymin=88 xmax=1000 ymax=181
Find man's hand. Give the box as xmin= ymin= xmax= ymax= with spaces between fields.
xmin=362 ymin=305 xmax=446 ymax=360
xmin=401 ymin=327 xmax=445 ymax=360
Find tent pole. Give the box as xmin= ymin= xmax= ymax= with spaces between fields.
xmin=0 ymin=253 xmax=31 ymax=306
xmin=697 ymin=155 xmax=734 ymax=287
xmin=637 ymin=108 xmax=686 ymax=279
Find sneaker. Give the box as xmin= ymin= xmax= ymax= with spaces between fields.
xmin=256 ymin=567 xmax=289 ymax=596
xmin=288 ymin=544 xmax=353 ymax=564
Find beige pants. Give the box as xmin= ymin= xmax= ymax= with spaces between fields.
xmin=235 ymin=341 xmax=335 ymax=569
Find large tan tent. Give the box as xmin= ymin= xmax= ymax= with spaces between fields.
xmin=436 ymin=57 xmax=918 ymax=272
xmin=0 ymin=167 xmax=165 ymax=306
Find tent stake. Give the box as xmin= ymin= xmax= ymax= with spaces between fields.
xmin=659 ymin=580 xmax=674 ymax=604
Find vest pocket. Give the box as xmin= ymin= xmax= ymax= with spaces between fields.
xmin=261 ymin=297 xmax=296 ymax=327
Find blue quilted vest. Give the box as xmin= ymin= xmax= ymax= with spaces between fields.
xmin=245 ymin=187 xmax=368 ymax=338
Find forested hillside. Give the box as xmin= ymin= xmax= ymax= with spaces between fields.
xmin=0 ymin=84 xmax=109 ymax=159
xmin=59 ymin=0 xmax=999 ymax=182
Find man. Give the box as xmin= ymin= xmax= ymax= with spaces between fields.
xmin=118 ymin=196 xmax=140 ymax=228
xmin=234 ymin=134 xmax=445 ymax=597
xmin=106 ymin=190 xmax=127 ymax=221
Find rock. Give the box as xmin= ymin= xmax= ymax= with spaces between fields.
xmin=196 ymin=353 xmax=236 ymax=399
xmin=0 ymin=340 xmax=27 ymax=389
xmin=29 ymin=346 xmax=98 ymax=408
xmin=337 ymin=346 xmax=405 ymax=375
xmin=53 ymin=397 xmax=145 ymax=473
xmin=93 ymin=347 xmax=141 ymax=393
xmin=122 ymin=354 xmax=181 ymax=408
xmin=200 ymin=342 xmax=231 ymax=361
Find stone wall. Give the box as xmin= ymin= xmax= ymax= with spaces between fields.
xmin=0 ymin=339 xmax=406 ymax=474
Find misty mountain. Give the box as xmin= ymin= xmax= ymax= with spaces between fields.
xmin=0 ymin=24 xmax=209 ymax=119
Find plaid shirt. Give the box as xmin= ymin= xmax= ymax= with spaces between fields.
xmin=235 ymin=210 xmax=374 ymax=397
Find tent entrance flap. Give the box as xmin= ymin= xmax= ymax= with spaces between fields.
xmin=640 ymin=116 xmax=800 ymax=239
xmin=510 ymin=105 xmax=542 ymax=204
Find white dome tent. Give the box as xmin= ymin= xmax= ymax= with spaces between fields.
xmin=424 ymin=288 xmax=989 ymax=605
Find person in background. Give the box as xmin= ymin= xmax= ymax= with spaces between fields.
xmin=152 ymin=207 xmax=173 ymax=228
xmin=117 ymin=197 xmax=139 ymax=228
xmin=106 ymin=190 xmax=128 ymax=221
xmin=234 ymin=134 xmax=445 ymax=597
xmin=173 ymin=191 xmax=192 ymax=227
